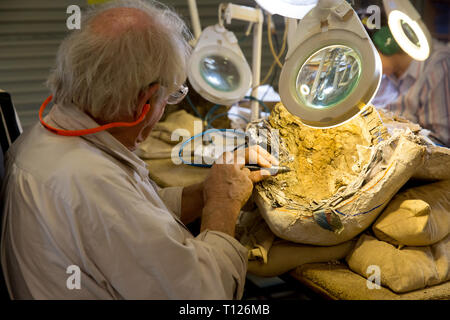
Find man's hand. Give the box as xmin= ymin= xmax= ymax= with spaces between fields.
xmin=200 ymin=145 xmax=279 ymax=237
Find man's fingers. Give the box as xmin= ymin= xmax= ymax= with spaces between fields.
xmin=248 ymin=169 xmax=272 ymax=183
xmin=248 ymin=148 xmax=271 ymax=167
xmin=255 ymin=145 xmax=279 ymax=166
xmin=219 ymin=145 xmax=279 ymax=170
xmin=246 ymin=145 xmax=279 ymax=168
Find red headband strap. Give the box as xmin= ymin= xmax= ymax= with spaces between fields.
xmin=39 ymin=95 xmax=150 ymax=136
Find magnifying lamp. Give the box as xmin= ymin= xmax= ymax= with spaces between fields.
xmin=187 ymin=3 xmax=264 ymax=118
xmin=278 ymin=0 xmax=382 ymax=128
xmin=254 ymin=0 xmax=318 ymax=19
xmin=383 ymin=0 xmax=432 ymax=61
xmin=187 ymin=24 xmax=253 ymax=106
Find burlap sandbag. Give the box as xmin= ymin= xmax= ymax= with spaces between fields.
xmin=252 ymin=104 xmax=445 ymax=246
xmin=346 ymin=234 xmax=450 ymax=293
xmin=413 ymin=146 xmax=450 ymax=181
xmin=236 ymin=208 xmax=355 ymax=277
xmin=247 ymin=240 xmax=354 ymax=277
xmin=373 ymin=180 xmax=450 ymax=246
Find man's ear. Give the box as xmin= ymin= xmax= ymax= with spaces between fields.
xmin=136 ymin=83 xmax=160 ymax=117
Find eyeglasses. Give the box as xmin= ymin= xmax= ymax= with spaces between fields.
xmin=166 ymin=84 xmax=189 ymax=105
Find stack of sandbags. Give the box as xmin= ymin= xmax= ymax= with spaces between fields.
xmin=346 ymin=180 xmax=450 ymax=293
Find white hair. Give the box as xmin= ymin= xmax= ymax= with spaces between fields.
xmin=47 ymin=0 xmax=192 ymax=122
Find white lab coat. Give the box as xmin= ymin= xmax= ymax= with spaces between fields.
xmin=0 ymin=103 xmax=247 ymax=300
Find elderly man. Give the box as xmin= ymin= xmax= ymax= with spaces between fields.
xmin=0 ymin=0 xmax=277 ymax=299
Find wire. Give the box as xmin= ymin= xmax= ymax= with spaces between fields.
xmin=256 ymin=14 xmax=288 ymax=89
xmin=244 ymin=95 xmax=270 ymax=114
xmin=178 ymin=128 xmax=247 ymax=167
xmin=204 ymin=104 xmax=221 ymax=124
xmin=267 ymin=13 xmax=285 ymax=69
xmin=261 ymin=31 xmax=280 ymax=101
xmin=39 ymin=95 xmax=151 ymax=137
xmin=204 ymin=98 xmax=269 ymax=130
xmin=185 ymin=95 xmax=204 ymax=120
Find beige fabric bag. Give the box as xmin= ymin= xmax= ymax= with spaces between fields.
xmin=150 ymin=110 xmax=200 ymax=144
xmin=247 ymin=240 xmax=354 ymax=277
xmin=346 ymin=234 xmax=450 ymax=293
xmin=373 ymin=180 xmax=450 ymax=246
xmin=236 ymin=209 xmax=355 ymax=277
xmin=137 ymin=110 xmax=201 ymax=160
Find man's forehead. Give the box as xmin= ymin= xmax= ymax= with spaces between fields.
xmin=89 ymin=7 xmax=153 ymax=36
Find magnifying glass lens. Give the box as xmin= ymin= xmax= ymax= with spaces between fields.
xmin=199 ymin=55 xmax=241 ymax=92
xmin=296 ymin=45 xmax=362 ymax=110
xmin=401 ymin=20 xmax=421 ymax=48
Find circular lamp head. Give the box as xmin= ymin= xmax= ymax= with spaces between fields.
xmin=254 ymin=0 xmax=318 ymax=19
xmin=188 ymin=25 xmax=252 ymax=105
xmin=388 ymin=10 xmax=430 ymax=61
xmin=279 ymin=1 xmax=382 ymax=128
xmin=383 ymin=0 xmax=432 ymax=61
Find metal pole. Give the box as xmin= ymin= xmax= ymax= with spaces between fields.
xmin=287 ymin=18 xmax=298 ymax=51
xmin=250 ymin=8 xmax=264 ymax=121
xmin=187 ymin=0 xmax=202 ymax=41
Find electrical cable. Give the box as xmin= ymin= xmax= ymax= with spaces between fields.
xmin=204 ymin=96 xmax=269 ymax=130
xmin=267 ymin=13 xmax=285 ymax=69
xmin=244 ymin=95 xmax=270 ymax=114
xmin=185 ymin=94 xmax=204 ymax=120
xmin=178 ymin=128 xmax=247 ymax=167
xmin=257 ymin=14 xmax=288 ymax=88
xmin=204 ymin=104 xmax=221 ymax=124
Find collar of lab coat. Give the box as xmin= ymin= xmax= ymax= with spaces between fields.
xmin=46 ymin=103 xmax=150 ymax=181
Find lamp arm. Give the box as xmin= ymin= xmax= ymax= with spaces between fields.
xmin=250 ymin=9 xmax=264 ymax=121
xmin=223 ymin=3 xmax=262 ymax=24
xmin=287 ymin=18 xmax=299 ymax=52
xmin=187 ymin=0 xmax=202 ymax=42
